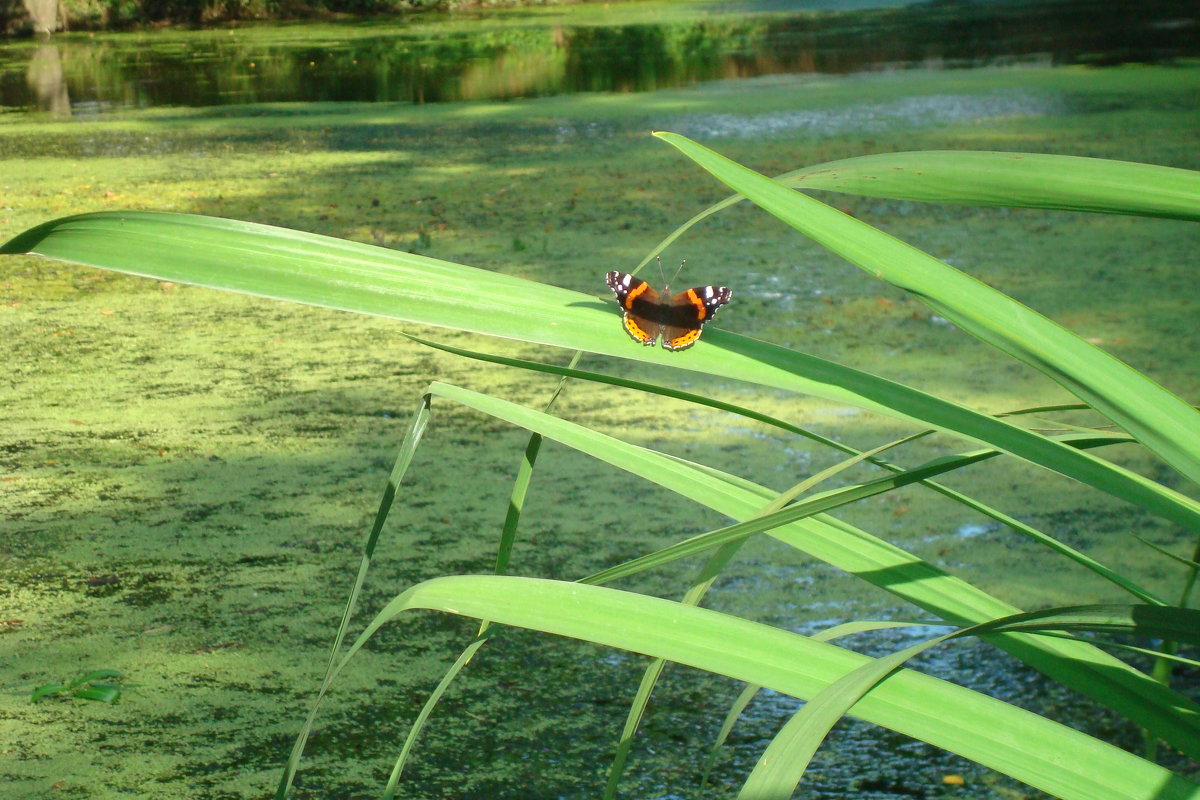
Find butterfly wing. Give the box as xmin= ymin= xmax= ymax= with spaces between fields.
xmin=660 ymin=285 xmax=732 ymax=351
xmin=606 ymin=271 xmax=663 ymax=346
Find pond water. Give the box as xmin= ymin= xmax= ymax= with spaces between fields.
xmin=1 ymin=0 xmax=1197 ymax=114
xmin=4 ymin=3 xmax=1200 ymax=799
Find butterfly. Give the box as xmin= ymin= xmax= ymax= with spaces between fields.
xmin=606 ymin=270 xmax=732 ymax=351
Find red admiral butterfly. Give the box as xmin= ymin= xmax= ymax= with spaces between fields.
xmin=606 ymin=270 xmax=732 ymax=351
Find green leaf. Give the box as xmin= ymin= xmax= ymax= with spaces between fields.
xmin=30 ymin=670 xmax=123 ymax=703
xmin=741 ymin=605 xmax=1200 ymax=799
xmin=419 ymin=382 xmax=1200 ymax=759
xmin=973 ymin=603 xmax=1200 ymax=643
xmin=31 ymin=683 xmax=68 ymax=703
xmin=583 ymin=439 xmax=1164 ymax=606
xmin=71 ymin=684 xmax=121 ymax=704
xmin=782 ymin=150 xmax=1200 ymax=221
xmin=342 ymin=577 xmax=1200 ymax=800
xmin=66 ymin=669 xmax=121 ymax=687
xmin=638 ymin=150 xmax=1200 ymax=269
xmin=653 ymin=132 xmax=1200 ymax=490
xmin=5 ymin=211 xmax=1200 ymax=535
xmin=1136 ymin=534 xmax=1200 ymax=571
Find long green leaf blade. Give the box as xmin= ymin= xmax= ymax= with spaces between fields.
xmin=783 ymin=150 xmax=1200 ymax=220
xmin=641 ymin=150 xmax=1200 ymax=269
xmin=342 ymin=576 xmax=1200 ymax=800
xmin=421 ymin=382 xmax=1200 ymax=757
xmin=743 ymin=604 xmax=1200 ymax=799
xmin=654 ymin=132 xmax=1200 ymax=489
xmin=5 ymin=211 xmax=1200 ymax=534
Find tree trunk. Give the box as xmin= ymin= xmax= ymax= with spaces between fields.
xmin=22 ymin=0 xmax=61 ymax=34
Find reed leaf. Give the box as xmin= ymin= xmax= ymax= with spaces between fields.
xmin=420 ymin=382 xmax=1200 ymax=758
xmin=327 ymin=575 xmax=1200 ymax=800
xmin=741 ymin=605 xmax=1200 ymax=799
xmin=653 ymin=132 xmax=1200 ymax=490
xmin=5 ymin=211 xmax=1200 ymax=535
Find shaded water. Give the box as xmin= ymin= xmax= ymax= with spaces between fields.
xmin=1 ymin=0 xmax=1197 ymax=114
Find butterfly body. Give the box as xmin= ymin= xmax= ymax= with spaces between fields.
xmin=606 ymin=270 xmax=732 ymax=351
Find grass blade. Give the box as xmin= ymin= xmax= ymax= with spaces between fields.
xmin=699 ymin=621 xmax=915 ymax=790
xmin=584 ymin=441 xmax=1165 ymax=606
xmin=331 ymin=576 xmax=1200 ymax=800
xmin=741 ymin=605 xmax=1200 ymax=799
xmin=654 ymin=132 xmax=1200 ymax=489
xmin=640 ymin=150 xmax=1200 ymax=269
xmin=277 ymin=395 xmax=432 ymax=799
xmin=384 ymin=356 xmax=576 ymax=795
xmin=782 ymin=150 xmax=1200 ymax=221
xmin=422 ymin=382 xmax=1200 ymax=757
xmin=6 ymin=212 xmax=1200 ymax=534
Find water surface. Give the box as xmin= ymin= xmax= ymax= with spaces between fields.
xmin=2 ymin=0 xmax=1197 ymax=114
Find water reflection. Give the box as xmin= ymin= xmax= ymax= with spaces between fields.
xmin=25 ymin=43 xmax=69 ymax=115
xmin=0 ymin=0 xmax=1196 ymax=112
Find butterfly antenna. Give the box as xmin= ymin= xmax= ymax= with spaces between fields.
xmin=666 ymin=258 xmax=686 ymax=292
xmin=654 ymin=254 xmax=666 ymax=286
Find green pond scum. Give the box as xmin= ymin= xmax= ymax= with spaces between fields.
xmin=2 ymin=32 xmax=1200 ymax=800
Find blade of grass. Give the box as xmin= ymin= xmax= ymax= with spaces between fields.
xmin=740 ymin=605 xmax=1200 ymax=799
xmin=583 ymin=442 xmax=1165 ymax=606
xmin=70 ymin=685 xmax=121 ymax=703
xmin=1136 ymin=535 xmax=1200 ymax=571
xmin=638 ymin=149 xmax=1200 ymax=269
xmin=380 ymin=352 xmax=583 ymax=799
xmin=400 ymin=331 xmax=856 ymax=456
xmin=699 ymin=620 xmax=922 ymax=790
xmin=380 ymin=634 xmax=490 ymax=800
xmin=699 ymin=682 xmax=761 ymax=790
xmin=333 ymin=576 xmax=1200 ymax=800
xmin=781 ymin=151 xmax=1200 ymax=221
xmin=1044 ymin=636 xmax=1200 ymax=670
xmin=332 ymin=396 xmax=432 ymax=667
xmin=421 ymin=382 xmax=1200 ymax=757
xmin=6 ymin=212 xmax=1200 ymax=534
xmin=602 ymin=653 xmax=669 ymax=799
xmin=654 ymin=132 xmax=1200 ymax=490
xmin=277 ymin=395 xmax=432 ymax=800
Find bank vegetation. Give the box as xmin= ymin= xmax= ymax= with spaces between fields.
xmin=4 ymin=0 xmax=603 ymax=35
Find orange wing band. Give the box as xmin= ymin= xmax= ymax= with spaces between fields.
xmin=664 ymin=329 xmax=702 ymax=350
xmin=624 ymin=281 xmax=652 ymax=309
xmin=622 ymin=315 xmax=656 ymax=345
